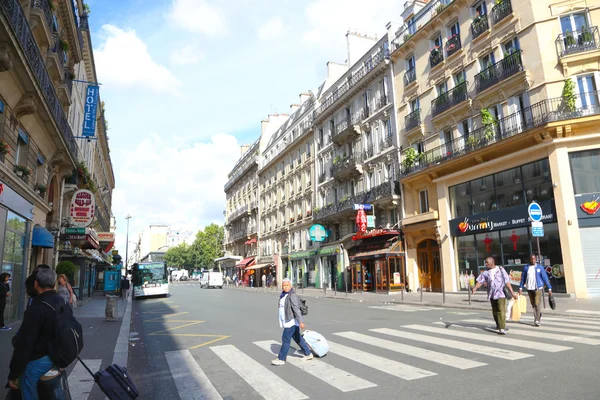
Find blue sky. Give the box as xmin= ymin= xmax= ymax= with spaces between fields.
xmin=89 ymin=0 xmax=401 ymax=256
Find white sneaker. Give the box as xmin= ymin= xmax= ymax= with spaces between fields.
xmin=499 ymin=329 xmax=506 ymax=335
xmin=534 ymin=321 xmax=540 ymax=326
xmin=301 ymin=354 xmax=313 ymax=361
xmin=271 ymin=359 xmax=285 ymax=366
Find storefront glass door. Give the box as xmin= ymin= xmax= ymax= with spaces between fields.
xmin=417 ymin=240 xmax=441 ymax=292
xmin=2 ymin=211 xmax=28 ymax=322
xmin=375 ymin=259 xmax=388 ymax=292
xmin=351 ymin=261 xmax=363 ymax=291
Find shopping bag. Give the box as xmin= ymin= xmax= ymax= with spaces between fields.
xmin=511 ymin=299 xmax=522 ymax=321
xmin=548 ymin=294 xmax=556 ymax=310
xmin=518 ymin=294 xmax=527 ymax=314
xmin=506 ymin=298 xmax=515 ymax=319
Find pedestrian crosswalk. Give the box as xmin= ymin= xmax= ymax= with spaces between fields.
xmin=66 ymin=315 xmax=600 ymax=399
xmin=368 ymin=304 xmax=444 ymax=312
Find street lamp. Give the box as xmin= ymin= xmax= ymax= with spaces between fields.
xmin=125 ymin=215 xmax=132 ymax=272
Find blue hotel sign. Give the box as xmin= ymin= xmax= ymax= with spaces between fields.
xmin=82 ymin=85 xmax=99 ymax=137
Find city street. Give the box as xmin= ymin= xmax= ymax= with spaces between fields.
xmin=117 ymin=284 xmax=598 ymax=400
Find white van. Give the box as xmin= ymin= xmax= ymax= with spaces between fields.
xmin=200 ymin=270 xmax=224 ymax=289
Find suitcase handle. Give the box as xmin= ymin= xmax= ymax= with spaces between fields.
xmin=77 ymin=356 xmax=98 ymax=382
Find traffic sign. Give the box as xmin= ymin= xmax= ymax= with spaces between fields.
xmin=528 ymin=202 xmax=543 ymax=222
xmin=531 ymin=221 xmax=544 ymax=237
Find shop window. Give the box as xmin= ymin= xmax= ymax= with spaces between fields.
xmin=419 ymin=189 xmax=429 ymax=213
xmin=3 ymin=212 xmax=27 ymax=322
xmin=389 ymin=208 xmax=398 ymax=227
xmin=471 ymin=174 xmax=495 ymax=214
xmin=455 ymin=235 xmax=477 ymax=289
xmin=522 ymin=159 xmax=553 ymax=203
xmin=530 ymin=223 xmax=565 ymax=293
xmin=475 ymin=231 xmax=501 ymax=268
xmin=570 ymin=149 xmax=600 ymax=194
xmin=494 ymin=167 xmax=523 ymax=209
xmin=16 ymin=129 xmax=29 ymax=166
xmin=500 ymin=227 xmax=530 ymax=267
xmin=449 ymin=182 xmax=472 ymax=218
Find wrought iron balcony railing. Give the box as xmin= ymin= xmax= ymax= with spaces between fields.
xmin=32 ymin=0 xmax=53 ymax=32
xmin=331 ymin=154 xmax=362 ymax=177
xmin=429 ymin=48 xmax=444 ymax=68
xmin=491 ymin=0 xmax=512 ymax=25
xmin=556 ymin=26 xmax=600 ymax=58
xmin=471 ymin=14 xmax=489 ymax=40
xmin=364 ymin=144 xmax=374 ymax=159
xmin=445 ymin=34 xmax=461 ymax=58
xmin=401 ymin=90 xmax=600 ymax=176
xmin=431 ymin=81 xmax=468 ymax=117
xmin=375 ymin=95 xmax=389 ymax=110
xmin=380 ymin=136 xmax=394 ymax=150
xmin=405 ymin=109 xmax=421 ymax=131
xmin=405 ymin=67 xmax=417 ymax=86
xmin=314 ymin=183 xmax=393 ymax=220
xmin=475 ymin=51 xmax=523 ymax=94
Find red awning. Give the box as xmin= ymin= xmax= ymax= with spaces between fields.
xmin=244 ymin=238 xmax=257 ymax=245
xmin=236 ymin=257 xmax=255 ymax=268
xmin=352 ymin=229 xmax=400 ymax=241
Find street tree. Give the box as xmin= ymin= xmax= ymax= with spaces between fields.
xmin=192 ymin=223 xmax=224 ymax=269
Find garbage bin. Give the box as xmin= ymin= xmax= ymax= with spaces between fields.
xmin=105 ymin=295 xmax=119 ymax=321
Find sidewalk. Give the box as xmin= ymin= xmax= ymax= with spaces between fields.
xmin=226 ymin=285 xmax=600 ymax=319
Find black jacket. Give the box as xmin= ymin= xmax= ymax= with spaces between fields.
xmin=8 ymin=290 xmax=63 ymax=380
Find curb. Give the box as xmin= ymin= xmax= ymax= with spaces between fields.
xmin=112 ymin=293 xmax=132 ymax=367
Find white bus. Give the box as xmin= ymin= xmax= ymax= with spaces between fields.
xmin=132 ymin=262 xmax=169 ymax=299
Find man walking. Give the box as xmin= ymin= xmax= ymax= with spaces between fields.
xmin=121 ymin=276 xmax=130 ymax=301
xmin=519 ymin=254 xmax=552 ymax=326
xmin=262 ymin=273 xmax=266 ymax=292
xmin=472 ymin=257 xmax=518 ymax=335
xmin=7 ymin=269 xmax=65 ymax=399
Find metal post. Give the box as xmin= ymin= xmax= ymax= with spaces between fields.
xmin=468 ymin=284 xmax=472 ymax=305
xmin=345 ymin=270 xmax=348 ymax=297
xmin=420 ymin=280 xmax=423 ymax=302
xmin=442 ymin=274 xmax=446 ymax=304
xmin=124 ymin=215 xmax=132 ymax=273
xmin=537 ymin=237 xmax=546 ymax=309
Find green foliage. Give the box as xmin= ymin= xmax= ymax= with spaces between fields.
xmin=402 ymin=147 xmax=420 ymax=169
xmin=164 ymin=243 xmax=193 ymax=269
xmin=480 ymin=108 xmax=497 ymax=140
xmin=84 ymin=3 xmax=91 ymax=14
xmin=56 ymin=261 xmax=77 ymax=279
xmin=164 ymin=224 xmax=225 ymax=270
xmin=562 ymin=79 xmax=577 ymax=112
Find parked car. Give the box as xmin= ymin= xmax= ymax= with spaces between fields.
xmin=200 ymin=270 xmax=223 ymax=289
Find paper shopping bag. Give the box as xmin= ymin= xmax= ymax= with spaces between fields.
xmin=518 ymin=293 xmax=527 ymax=314
xmin=506 ymin=298 xmax=514 ymax=319
xmin=511 ymin=299 xmax=522 ymax=321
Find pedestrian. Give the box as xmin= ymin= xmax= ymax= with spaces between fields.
xmin=262 ymin=274 xmax=266 ymax=291
xmin=57 ymin=274 xmax=75 ymax=305
xmin=233 ymin=274 xmax=238 ymax=287
xmin=121 ymin=276 xmax=131 ymax=301
xmin=267 ymin=274 xmax=272 ymax=289
xmin=0 ymin=273 xmax=11 ymax=331
xmin=7 ymin=269 xmax=65 ymax=399
xmin=271 ymin=278 xmax=313 ymax=366
xmin=519 ymin=254 xmax=552 ymax=326
xmin=250 ymin=275 xmax=254 ymax=288
xmin=471 ymin=257 xmax=518 ymax=335
xmin=25 ymin=264 xmax=52 ymax=308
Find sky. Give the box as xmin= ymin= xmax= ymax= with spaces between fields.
xmin=87 ymin=0 xmax=403 ymax=258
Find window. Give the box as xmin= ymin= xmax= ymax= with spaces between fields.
xmin=570 ymin=150 xmax=600 ymax=194
xmin=575 ymin=75 xmax=599 ymax=110
xmin=389 ymin=208 xmax=398 ymax=227
xmin=419 ymin=190 xmax=429 ymax=213
xmin=494 ymin=167 xmax=523 ymax=209
xmin=473 ymin=0 xmax=487 ymax=16
xmin=35 ymin=154 xmax=45 ymax=184
xmin=448 ymin=21 xmax=460 ymax=38
xmin=329 ymin=120 xmax=334 ymax=134
xmin=407 ymin=17 xmax=416 ymax=34
xmin=16 ymin=129 xmax=29 ymax=166
xmin=449 ymin=182 xmax=472 ymax=218
xmin=503 ymin=37 xmax=520 ymax=55
xmin=480 ymin=52 xmax=495 ymax=70
xmin=471 ymin=174 xmax=496 ymax=214
xmin=385 ymin=119 xmax=392 ymax=139
xmin=406 ymin=54 xmax=415 ymax=70
xmin=436 ymin=80 xmax=448 ymax=95
xmin=410 ymin=97 xmax=420 ymax=112
xmin=432 ymin=34 xmax=442 ymax=49
xmin=560 ymin=12 xmax=588 ymax=34
xmin=319 ymin=128 xmax=324 ymax=145
xmin=368 ymin=172 xmax=374 ymax=190
xmin=454 ymin=70 xmax=466 ymax=85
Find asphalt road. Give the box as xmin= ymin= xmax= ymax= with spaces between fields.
xmin=127 ymin=283 xmax=600 ymax=400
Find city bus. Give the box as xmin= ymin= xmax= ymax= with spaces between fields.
xmin=132 ymin=262 xmax=169 ymax=299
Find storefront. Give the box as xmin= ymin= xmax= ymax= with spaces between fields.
xmin=289 ymin=250 xmax=317 ymax=288
xmin=318 ymin=245 xmax=340 ymax=290
xmin=0 ymin=180 xmax=33 ymax=324
xmin=448 ymin=158 xmax=565 ymax=292
xmin=349 ymin=230 xmax=405 ymax=293
xmin=215 ymin=255 xmax=242 ymax=281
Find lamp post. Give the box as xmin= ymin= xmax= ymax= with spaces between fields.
xmin=125 ymin=215 xmax=132 ymax=272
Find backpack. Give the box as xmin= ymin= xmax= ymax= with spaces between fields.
xmin=42 ymin=300 xmax=84 ymax=368
xmin=299 ymin=298 xmax=308 ymax=316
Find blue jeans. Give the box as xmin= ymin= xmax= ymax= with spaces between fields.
xmin=21 ymin=355 xmax=54 ymax=400
xmin=278 ymin=325 xmax=311 ymax=361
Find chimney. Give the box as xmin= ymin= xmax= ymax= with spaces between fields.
xmin=240 ymin=145 xmax=251 ymax=157
xmin=261 ymin=118 xmax=269 ymax=135
xmin=290 ymin=104 xmax=300 ymax=113
xmin=299 ymin=92 xmax=311 ymax=104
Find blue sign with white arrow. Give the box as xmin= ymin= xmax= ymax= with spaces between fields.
xmin=528 ymin=202 xmax=543 ymax=222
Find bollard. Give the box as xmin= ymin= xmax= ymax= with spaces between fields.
xmin=468 ymin=285 xmax=472 ymax=305
xmin=105 ymin=295 xmax=119 ymax=321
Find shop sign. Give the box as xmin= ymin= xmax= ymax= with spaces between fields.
xmin=576 ymin=193 xmax=600 ymax=219
xmin=64 ymin=227 xmax=86 ymax=235
xmin=352 ymin=228 xmax=400 ymax=241
xmin=367 ymin=215 xmax=376 ymax=228
xmin=98 ymin=232 xmax=115 ymax=242
xmin=356 ymin=209 xmax=367 ymax=233
xmin=309 ymin=224 xmax=328 ymax=242
xmin=70 ymin=189 xmax=96 ymax=227
xmin=289 ymin=250 xmax=317 ymax=260
xmin=353 ymin=204 xmax=373 ymax=210
xmin=319 ymin=246 xmax=338 ymax=256
xmin=450 ymin=201 xmax=556 ymax=237
xmin=82 ymin=85 xmax=99 ymax=137
xmin=64 ymin=234 xmax=87 ymax=240
xmin=0 ymin=180 xmax=34 ymax=220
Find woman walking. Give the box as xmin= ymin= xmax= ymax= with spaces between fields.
xmin=272 ymin=278 xmax=313 ymax=366
xmin=57 ymin=274 xmax=74 ymax=305
xmin=0 ymin=273 xmax=11 ymax=331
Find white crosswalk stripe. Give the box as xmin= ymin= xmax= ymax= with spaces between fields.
xmin=368 ymin=305 xmax=443 ymax=312
xmin=327 ymin=341 xmax=437 ymax=380
xmin=542 ymin=316 xmax=600 ymax=326
xmin=370 ymin=328 xmax=534 ymax=360
xmin=165 ymin=349 xmax=222 ymax=400
xmin=460 ymin=319 xmax=600 ymax=337
xmin=211 ymin=344 xmax=309 ymax=400
xmin=254 ymin=340 xmax=377 ymax=392
xmin=535 ymin=320 xmax=600 ymax=330
xmin=334 ymin=331 xmax=486 ymax=369
xmin=68 ymin=359 xmax=102 ymax=400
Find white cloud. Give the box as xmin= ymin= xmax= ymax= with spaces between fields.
xmin=95 ymin=24 xmax=181 ymax=94
xmin=303 ymin=0 xmax=398 ymax=51
xmin=170 ymin=44 xmax=205 ymax=65
xmin=258 ymin=17 xmax=284 ymax=40
xmin=168 ymin=0 xmax=227 ymax=36
xmin=112 ymin=133 xmax=240 ymax=255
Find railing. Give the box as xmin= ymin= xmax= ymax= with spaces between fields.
xmin=491 ymin=0 xmax=512 ymax=25
xmin=318 ymin=172 xmax=327 ymax=183
xmin=429 ymin=48 xmax=444 ymax=68
xmin=333 ymin=110 xmax=364 ymax=140
xmin=315 ymin=183 xmax=393 ymax=220
xmin=471 ymin=15 xmax=489 ymax=40
xmin=31 ymin=0 xmax=53 ymax=32
xmin=391 ymin=0 xmax=454 ymax=52
xmin=445 ymin=34 xmax=461 ymax=58
xmin=405 ymin=109 xmax=421 ymax=131
xmin=79 ymin=13 xmax=89 ymax=31
xmin=63 ymin=69 xmax=73 ymax=96
xmin=0 ymin=0 xmax=79 ymax=161
xmin=431 ymin=81 xmax=468 ymax=117
xmin=331 ymin=154 xmax=362 ymax=176
xmin=375 ymin=95 xmax=388 ymax=111
xmin=364 ymin=144 xmax=374 ymax=159
xmin=475 ymin=51 xmax=523 ymax=94
xmin=380 ymin=136 xmax=394 ymax=150
xmin=556 ymin=26 xmax=600 ymax=58
xmin=48 ymin=34 xmax=65 ymax=72
xmin=405 ymin=67 xmax=416 ymax=86
xmin=401 ymin=90 xmax=600 ymax=176
xmin=314 ymin=47 xmax=387 ymax=118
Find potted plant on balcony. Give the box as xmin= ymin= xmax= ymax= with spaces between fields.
xmin=290 ymin=217 xmax=295 ymax=223
xmin=314 ymin=206 xmax=321 ymax=214
xmin=402 ymin=147 xmax=420 ymax=170
xmin=403 ymin=33 xmax=413 ymax=43
xmin=60 ymin=40 xmax=68 ymax=52
xmin=14 ymin=164 xmax=31 ymax=178
xmin=0 ymin=139 xmax=9 ymax=162
xmin=560 ymin=78 xmax=579 ymax=118
xmin=472 ymin=12 xmax=482 ymax=24
xmin=297 ymin=213 xmax=303 ymax=220
xmin=481 ymin=108 xmax=497 ymax=142
xmin=34 ymin=183 xmax=47 ymax=196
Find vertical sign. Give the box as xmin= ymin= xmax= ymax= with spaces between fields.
xmin=356 ymin=209 xmax=367 ymax=233
xmin=82 ymin=85 xmax=99 ymax=137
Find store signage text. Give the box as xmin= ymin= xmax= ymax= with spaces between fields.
xmin=70 ymin=189 xmax=96 ymax=227
xmin=579 ymin=194 xmax=600 ymax=215
xmin=353 ymin=204 xmax=373 ymax=210
xmin=64 ymin=228 xmax=86 ymax=235
xmin=352 ymin=228 xmax=399 ymax=241
xmin=98 ymin=232 xmax=115 ymax=242
xmin=82 ymin=85 xmax=99 ymax=137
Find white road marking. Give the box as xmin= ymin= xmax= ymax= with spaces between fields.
xmin=327 ymin=341 xmax=436 ymax=380
xmin=542 ymin=316 xmax=600 ymax=326
xmin=565 ymin=309 xmax=600 ymax=316
xmin=211 ymin=345 xmax=308 ymax=400
xmin=410 ymin=324 xmax=571 ymax=352
xmin=165 ymin=350 xmax=222 ymax=400
xmin=496 ymin=326 xmax=600 ymax=345
xmin=334 ymin=331 xmax=486 ymax=369
xmin=254 ymin=340 xmax=376 ymax=392
xmin=371 ymin=328 xmax=533 ymax=360
xmin=460 ymin=319 xmax=600 ymax=337
xmin=368 ymin=305 xmax=443 ymax=312
xmin=68 ymin=359 xmax=102 ymax=400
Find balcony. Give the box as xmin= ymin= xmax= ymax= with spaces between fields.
xmin=331 ymin=154 xmax=362 ymax=180
xmin=57 ymin=69 xmax=73 ymax=107
xmin=0 ymin=0 xmax=79 ymax=162
xmin=318 ymin=172 xmax=327 ymax=184
xmin=405 ymin=67 xmax=417 ymax=86
xmin=429 ymin=48 xmax=444 ymax=69
xmin=380 ymin=136 xmax=394 ymax=150
xmin=364 ymin=144 xmax=374 ymax=159
xmin=374 ymin=95 xmax=389 ymax=111
xmin=332 ymin=114 xmax=361 ymax=145
xmin=405 ymin=109 xmax=421 ymax=132
xmin=491 ymin=0 xmax=512 ymax=25
xmin=556 ymin=26 xmax=600 ymax=58
xmin=315 ymin=183 xmax=393 ymax=221
xmin=30 ymin=0 xmax=54 ymax=45
xmin=431 ymin=82 xmax=468 ymax=117
xmin=46 ymin=34 xmax=66 ymax=80
xmin=445 ymin=34 xmax=461 ymax=58
xmin=471 ymin=14 xmax=489 ymax=40
xmin=400 ymin=89 xmax=600 ymax=176
xmin=475 ymin=51 xmax=523 ymax=95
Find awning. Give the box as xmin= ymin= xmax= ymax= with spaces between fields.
xmin=236 ymin=257 xmax=255 ymax=268
xmin=246 ymin=263 xmax=272 ymax=270
xmin=244 ymin=238 xmax=257 ymax=245
xmin=32 ymin=225 xmax=54 ymax=248
xmin=350 ymin=241 xmax=404 ymax=261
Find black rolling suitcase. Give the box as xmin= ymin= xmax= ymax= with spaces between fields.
xmin=78 ymin=357 xmax=139 ymax=399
